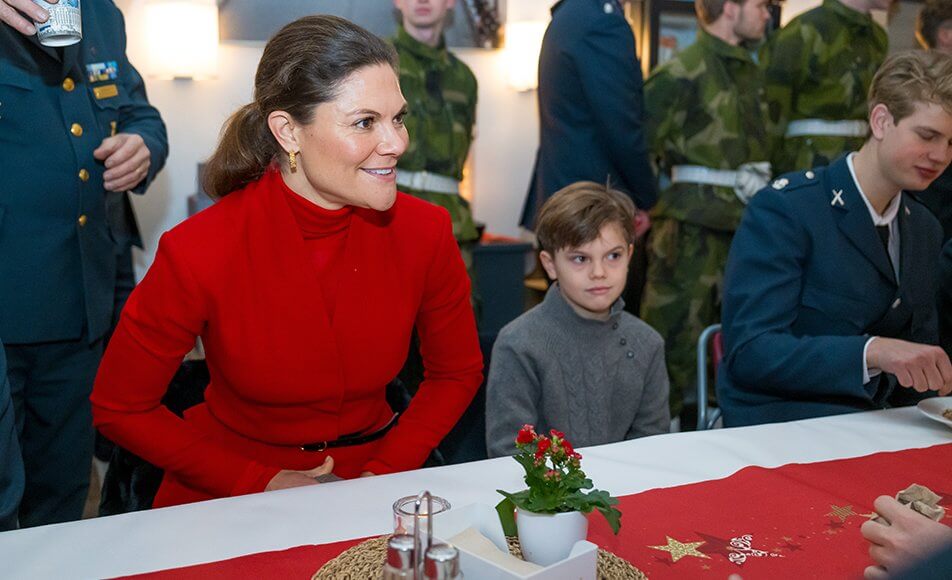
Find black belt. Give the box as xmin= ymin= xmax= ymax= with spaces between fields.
xmin=299 ymin=413 xmax=399 ymax=452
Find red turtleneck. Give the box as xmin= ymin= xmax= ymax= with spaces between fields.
xmin=281 ymin=183 xmax=351 ymax=314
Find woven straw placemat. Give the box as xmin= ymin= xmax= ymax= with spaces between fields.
xmin=313 ymin=535 xmax=647 ymax=579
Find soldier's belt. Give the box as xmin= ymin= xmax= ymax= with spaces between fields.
xmin=785 ymin=119 xmax=868 ymax=138
xmin=670 ymin=165 xmax=738 ymax=188
xmin=396 ymin=170 xmax=460 ymax=195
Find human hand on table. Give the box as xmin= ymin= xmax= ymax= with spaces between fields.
xmin=860 ymin=495 xmax=952 ymax=579
xmin=0 ymin=0 xmax=55 ymax=36
xmin=866 ymin=338 xmax=952 ymax=396
xmin=265 ymin=457 xmax=335 ymax=491
xmin=94 ymin=133 xmax=153 ymax=192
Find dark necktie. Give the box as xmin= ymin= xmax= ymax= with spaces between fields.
xmin=875 ymin=225 xmax=890 ymax=254
xmin=876 ymin=224 xmax=894 ymax=272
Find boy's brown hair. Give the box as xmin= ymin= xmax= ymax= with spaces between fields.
xmin=868 ymin=50 xmax=952 ymax=123
xmin=536 ymin=181 xmax=636 ymax=254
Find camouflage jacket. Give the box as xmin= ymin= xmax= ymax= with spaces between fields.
xmin=645 ymin=28 xmax=770 ymax=232
xmin=760 ymin=0 xmax=887 ymax=173
xmin=392 ymin=26 xmax=479 ymax=242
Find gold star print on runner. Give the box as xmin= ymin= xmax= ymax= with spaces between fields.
xmin=648 ymin=536 xmax=711 ymax=563
xmin=826 ymin=504 xmax=858 ymax=522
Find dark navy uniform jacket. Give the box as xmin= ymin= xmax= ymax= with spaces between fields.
xmin=521 ymin=0 xmax=657 ymax=229
xmin=717 ymin=155 xmax=942 ymax=426
xmin=0 ymin=0 xmax=168 ymax=345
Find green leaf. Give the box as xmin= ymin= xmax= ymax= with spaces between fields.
xmin=597 ymin=505 xmax=623 ymax=535
xmin=495 ymin=496 xmax=518 ymax=537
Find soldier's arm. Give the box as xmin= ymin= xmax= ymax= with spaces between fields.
xmin=760 ymin=25 xmax=810 ymax=165
xmin=643 ymin=67 xmax=683 ymax=176
xmin=576 ymin=17 xmax=657 ymax=210
xmin=114 ymin=9 xmax=168 ymax=195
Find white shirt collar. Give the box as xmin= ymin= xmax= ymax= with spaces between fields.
xmin=846 ymin=153 xmax=901 ymax=227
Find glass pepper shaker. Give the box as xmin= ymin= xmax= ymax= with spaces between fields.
xmin=423 ymin=543 xmax=462 ymax=579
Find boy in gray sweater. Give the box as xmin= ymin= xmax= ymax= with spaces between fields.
xmin=486 ymin=182 xmax=670 ymax=457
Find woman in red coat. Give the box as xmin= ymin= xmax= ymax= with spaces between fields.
xmin=91 ymin=15 xmax=483 ymax=507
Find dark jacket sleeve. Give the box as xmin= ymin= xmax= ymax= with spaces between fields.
xmin=938 ymin=239 xmax=952 ymax=357
xmin=0 ymin=345 xmax=24 ymax=531
xmin=114 ymin=9 xmax=168 ymax=195
xmin=721 ymin=189 xmax=871 ymax=399
xmin=575 ymin=15 xmax=657 ymax=209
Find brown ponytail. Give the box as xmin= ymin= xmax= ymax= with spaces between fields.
xmin=202 ymin=103 xmax=278 ymax=199
xmin=202 ymin=15 xmax=398 ymax=198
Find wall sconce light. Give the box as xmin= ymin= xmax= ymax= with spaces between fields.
xmin=145 ymin=0 xmax=219 ymax=80
xmin=503 ymin=20 xmax=547 ymax=92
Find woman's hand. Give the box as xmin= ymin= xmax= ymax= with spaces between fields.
xmin=265 ymin=457 xmax=335 ymax=491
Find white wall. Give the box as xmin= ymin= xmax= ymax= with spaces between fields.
xmin=117 ymin=0 xmax=552 ymax=276
xmin=119 ymin=0 xmax=916 ymax=276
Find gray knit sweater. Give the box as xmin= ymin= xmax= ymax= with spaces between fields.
xmin=485 ymin=284 xmax=670 ymax=458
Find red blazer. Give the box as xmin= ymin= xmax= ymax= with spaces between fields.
xmin=92 ymin=170 xmax=483 ymax=506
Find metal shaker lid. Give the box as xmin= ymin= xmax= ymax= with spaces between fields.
xmin=386 ymin=534 xmax=416 ymax=570
xmin=424 ymin=543 xmax=460 ymax=579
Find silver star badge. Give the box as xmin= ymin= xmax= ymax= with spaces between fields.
xmin=771 ymin=178 xmax=788 ymax=190
xmin=831 ymin=189 xmax=844 ymax=207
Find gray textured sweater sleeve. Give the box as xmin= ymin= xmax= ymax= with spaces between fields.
xmin=626 ymin=338 xmax=671 ymax=438
xmin=485 ymin=330 xmax=541 ymax=458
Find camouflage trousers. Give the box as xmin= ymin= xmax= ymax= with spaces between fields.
xmin=640 ymin=219 xmax=733 ymax=417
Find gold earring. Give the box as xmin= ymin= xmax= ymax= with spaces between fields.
xmin=289 ymin=150 xmax=298 ymax=173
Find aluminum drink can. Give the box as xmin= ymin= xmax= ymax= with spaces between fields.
xmin=33 ymin=0 xmax=82 ymax=47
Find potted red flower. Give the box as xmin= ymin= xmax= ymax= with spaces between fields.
xmin=496 ymin=425 xmax=622 ymax=566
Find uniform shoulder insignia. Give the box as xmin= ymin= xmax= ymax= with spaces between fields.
xmin=769 ymin=171 xmax=818 ymax=194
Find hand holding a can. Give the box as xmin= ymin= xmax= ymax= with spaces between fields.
xmin=94 ymin=133 xmax=153 ymax=192
xmin=0 ymin=0 xmax=56 ymax=35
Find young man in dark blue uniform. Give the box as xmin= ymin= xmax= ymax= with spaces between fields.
xmin=0 ymin=0 xmax=168 ymax=525
xmin=522 ymin=0 xmax=657 ymax=230
xmin=717 ymin=51 xmax=952 ymax=427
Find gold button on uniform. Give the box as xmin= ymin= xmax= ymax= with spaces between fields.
xmin=78 ymin=169 xmax=89 ymax=182
xmin=62 ymin=77 xmax=75 ymax=92
xmin=70 ymin=123 xmax=83 ymax=137
xmin=77 ymin=214 xmax=88 ymax=227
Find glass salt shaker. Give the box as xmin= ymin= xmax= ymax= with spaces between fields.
xmin=382 ymin=534 xmax=416 ymax=579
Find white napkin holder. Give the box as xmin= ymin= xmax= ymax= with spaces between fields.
xmin=433 ymin=504 xmax=597 ymax=580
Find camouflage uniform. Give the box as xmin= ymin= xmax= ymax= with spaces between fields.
xmin=640 ymin=29 xmax=771 ymax=416
xmin=761 ymin=0 xmax=888 ymax=173
xmin=392 ymin=25 xmax=479 ymax=246
xmin=391 ymin=26 xmax=480 ymax=400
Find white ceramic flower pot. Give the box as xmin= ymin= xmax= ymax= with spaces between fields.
xmin=516 ymin=507 xmax=589 ymax=566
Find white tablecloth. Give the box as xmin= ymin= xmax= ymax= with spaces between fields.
xmin=1 ymin=407 xmax=949 ymax=579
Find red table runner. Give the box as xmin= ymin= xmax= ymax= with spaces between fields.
xmin=121 ymin=443 xmax=952 ymax=579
